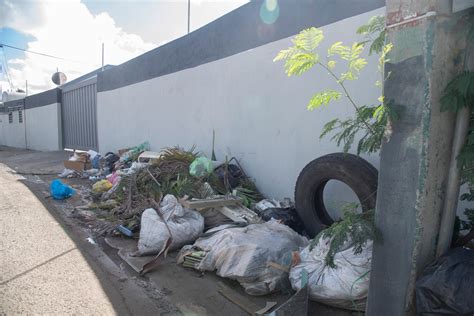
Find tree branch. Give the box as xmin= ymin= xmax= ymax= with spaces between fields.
xmin=318 ymin=62 xmax=377 ymax=136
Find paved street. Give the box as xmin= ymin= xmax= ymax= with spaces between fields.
xmin=0 ymin=148 xmax=163 ymax=315
xmin=0 ymin=162 xmax=119 ymax=314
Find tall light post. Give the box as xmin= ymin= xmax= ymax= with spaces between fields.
xmin=187 ymin=0 xmax=191 ymax=34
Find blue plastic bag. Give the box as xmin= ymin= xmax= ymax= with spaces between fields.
xmin=50 ymin=179 xmax=75 ymax=200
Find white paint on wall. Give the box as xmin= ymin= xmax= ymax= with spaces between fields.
xmin=97 ymin=8 xmax=384 ymax=202
xmin=0 ymin=113 xmax=6 ymax=146
xmin=0 ymin=111 xmax=26 ymax=149
xmin=25 ymin=103 xmax=62 ymax=151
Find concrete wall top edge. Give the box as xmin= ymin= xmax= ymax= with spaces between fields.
xmin=1 ymin=88 xmax=60 ymax=112
xmin=97 ymin=0 xmax=385 ymax=92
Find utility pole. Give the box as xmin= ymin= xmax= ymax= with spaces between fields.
xmin=366 ymin=1 xmax=473 ymax=315
xmin=24 ymin=80 xmax=28 ymax=149
xmin=187 ymin=0 xmax=191 ymax=34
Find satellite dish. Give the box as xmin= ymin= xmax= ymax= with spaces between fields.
xmin=52 ymin=72 xmax=67 ymax=85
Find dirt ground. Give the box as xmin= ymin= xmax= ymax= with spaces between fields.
xmin=0 ymin=146 xmax=354 ymax=315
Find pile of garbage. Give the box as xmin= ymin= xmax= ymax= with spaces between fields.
xmin=58 ymin=143 xmax=265 ymax=234
xmin=55 ymin=141 xmax=375 ymax=311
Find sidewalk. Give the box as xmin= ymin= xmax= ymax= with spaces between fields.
xmin=0 ymin=162 xmax=119 ymax=314
xmin=0 ymin=147 xmax=164 ymax=315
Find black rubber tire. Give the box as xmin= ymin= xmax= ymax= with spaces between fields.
xmin=295 ymin=153 xmax=378 ymax=237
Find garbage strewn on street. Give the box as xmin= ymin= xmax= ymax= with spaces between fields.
xmin=52 ymin=141 xmax=380 ymax=313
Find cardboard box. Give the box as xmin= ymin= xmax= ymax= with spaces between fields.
xmin=64 ymin=160 xmax=92 ymax=171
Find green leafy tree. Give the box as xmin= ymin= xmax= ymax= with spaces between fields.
xmin=274 ymin=16 xmax=392 ymax=155
xmin=310 ymin=203 xmax=379 ymax=268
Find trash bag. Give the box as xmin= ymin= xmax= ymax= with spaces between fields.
xmin=257 ymin=208 xmax=305 ymax=234
xmin=87 ymin=150 xmax=100 ymax=169
xmin=416 ymin=247 xmax=474 ymax=315
xmin=138 ymin=195 xmax=204 ymax=255
xmin=180 ymin=220 xmax=308 ymax=295
xmin=92 ymin=179 xmax=113 ymax=193
xmin=289 ymin=238 xmax=372 ymax=311
xmin=58 ymin=168 xmax=76 ymax=178
xmin=106 ymin=172 xmax=121 ymax=186
xmin=214 ymin=163 xmax=243 ymax=188
xmin=105 ymin=152 xmax=120 ymax=171
xmin=50 ymin=179 xmax=75 ymax=200
xmin=189 ymin=157 xmax=214 ymax=177
xmin=255 ymin=199 xmax=305 ymax=234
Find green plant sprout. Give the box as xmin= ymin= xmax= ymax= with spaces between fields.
xmin=274 ymin=15 xmax=393 ymax=154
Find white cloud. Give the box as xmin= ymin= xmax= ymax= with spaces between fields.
xmin=1 ymin=0 xmax=156 ymax=94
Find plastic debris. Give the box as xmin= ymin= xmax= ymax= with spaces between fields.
xmin=189 ymin=157 xmax=214 ymax=177
xmin=92 ymin=179 xmax=113 ymax=193
xmin=85 ymin=168 xmax=100 ymax=176
xmin=117 ymin=225 xmax=134 ymax=237
xmin=120 ymin=141 xmax=150 ymax=163
xmin=178 ymin=220 xmax=308 ymax=295
xmin=416 ymin=247 xmax=474 ymax=315
xmin=137 ymin=195 xmax=204 ymax=255
xmin=214 ymin=163 xmax=243 ymax=189
xmin=104 ymin=152 xmax=120 ymax=172
xmin=106 ymin=172 xmax=121 ymax=186
xmin=50 ymin=179 xmax=75 ymax=200
xmin=58 ymin=168 xmax=76 ymax=178
xmin=255 ymin=199 xmax=304 ymax=234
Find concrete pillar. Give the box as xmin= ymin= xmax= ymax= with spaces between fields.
xmin=366 ymin=2 xmax=473 ymax=315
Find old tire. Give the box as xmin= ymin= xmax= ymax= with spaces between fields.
xmin=295 ymin=153 xmax=378 ymax=237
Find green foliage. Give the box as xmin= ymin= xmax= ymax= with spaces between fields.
xmin=273 ymin=27 xmax=323 ymax=76
xmin=308 ymin=90 xmax=341 ymax=110
xmin=233 ymin=184 xmax=263 ymax=208
xmin=356 ymin=15 xmax=386 ymax=55
xmin=321 ymin=104 xmax=394 ymax=154
xmin=310 ymin=204 xmax=379 ymax=269
xmin=458 ymin=110 xmax=474 ymax=187
xmin=441 ymin=71 xmax=474 ymax=113
xmin=294 ymin=27 xmax=325 ymax=51
xmin=274 ymin=15 xmax=392 ymax=155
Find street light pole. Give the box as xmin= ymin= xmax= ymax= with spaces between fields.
xmin=187 ymin=0 xmax=191 ymax=34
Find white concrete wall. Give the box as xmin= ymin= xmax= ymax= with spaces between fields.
xmin=0 ymin=113 xmax=6 ymax=146
xmin=25 ymin=103 xmax=62 ymax=151
xmin=97 ymin=8 xmax=384 ymax=202
xmin=0 ymin=110 xmax=26 ymax=149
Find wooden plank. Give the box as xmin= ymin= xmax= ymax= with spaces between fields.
xmin=181 ymin=197 xmax=242 ymax=209
xmin=219 ymin=205 xmax=262 ymax=224
xmin=217 ymin=282 xmax=261 ymax=315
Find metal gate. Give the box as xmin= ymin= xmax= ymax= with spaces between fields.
xmin=61 ymin=77 xmax=98 ymax=150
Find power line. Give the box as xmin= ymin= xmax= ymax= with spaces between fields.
xmin=1 ymin=47 xmax=14 ymax=89
xmin=0 ymin=42 xmax=95 ymax=65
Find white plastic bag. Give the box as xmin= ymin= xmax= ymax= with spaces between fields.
xmin=138 ymin=195 xmax=204 ymax=255
xmin=289 ymin=238 xmax=373 ymax=310
xmin=182 ymin=220 xmax=308 ymax=295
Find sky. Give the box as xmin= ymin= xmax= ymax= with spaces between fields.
xmin=0 ymin=0 xmax=249 ymax=94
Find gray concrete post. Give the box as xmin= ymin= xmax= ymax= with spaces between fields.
xmin=366 ymin=2 xmax=473 ymax=315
